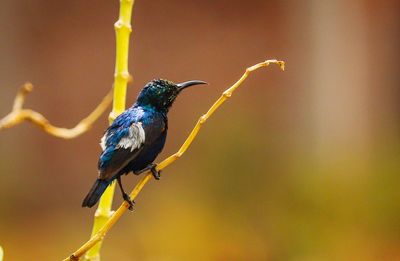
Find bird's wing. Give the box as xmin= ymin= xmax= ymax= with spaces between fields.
xmin=98 ymin=121 xmax=146 ymax=181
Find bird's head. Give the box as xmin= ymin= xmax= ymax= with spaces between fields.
xmin=136 ymin=79 xmax=207 ymax=111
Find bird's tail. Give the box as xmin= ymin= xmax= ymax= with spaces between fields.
xmin=82 ymin=179 xmax=109 ymax=208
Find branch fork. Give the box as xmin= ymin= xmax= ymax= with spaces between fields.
xmin=0 ymin=83 xmax=112 ymax=139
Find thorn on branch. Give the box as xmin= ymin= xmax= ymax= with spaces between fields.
xmin=69 ymin=255 xmax=79 ymax=261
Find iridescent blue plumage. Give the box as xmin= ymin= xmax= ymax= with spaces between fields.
xmin=82 ymin=79 xmax=206 ymax=208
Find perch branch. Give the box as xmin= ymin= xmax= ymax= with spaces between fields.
xmin=65 ymin=59 xmax=285 ymax=261
xmin=0 ymin=83 xmax=113 ymax=139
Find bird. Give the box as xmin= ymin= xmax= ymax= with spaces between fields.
xmin=82 ymin=79 xmax=207 ymax=209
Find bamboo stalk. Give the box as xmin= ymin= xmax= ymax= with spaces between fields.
xmin=83 ymin=1 xmax=135 ymax=260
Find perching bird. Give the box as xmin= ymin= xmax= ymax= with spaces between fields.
xmin=82 ymin=79 xmax=207 ymax=209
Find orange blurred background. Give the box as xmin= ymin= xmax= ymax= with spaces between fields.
xmin=0 ymin=1 xmax=399 ymax=260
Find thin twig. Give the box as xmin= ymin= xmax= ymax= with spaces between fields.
xmin=64 ymin=59 xmax=285 ymax=261
xmin=0 ymin=83 xmax=113 ymax=139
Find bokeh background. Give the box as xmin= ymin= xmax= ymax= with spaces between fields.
xmin=1 ymin=1 xmax=399 ymax=260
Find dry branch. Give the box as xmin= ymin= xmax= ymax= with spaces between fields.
xmin=0 ymin=83 xmax=112 ymax=139
xmin=64 ymin=59 xmax=285 ymax=261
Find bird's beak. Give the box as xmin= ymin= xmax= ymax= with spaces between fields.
xmin=177 ymin=80 xmax=207 ymax=91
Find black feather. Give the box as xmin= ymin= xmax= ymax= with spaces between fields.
xmin=82 ymin=179 xmax=109 ymax=208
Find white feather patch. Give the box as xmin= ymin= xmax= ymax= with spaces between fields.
xmin=100 ymin=133 xmax=106 ymax=151
xmin=116 ymin=122 xmax=146 ymax=151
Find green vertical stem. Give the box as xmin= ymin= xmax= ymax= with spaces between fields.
xmin=84 ymin=0 xmax=135 ymax=260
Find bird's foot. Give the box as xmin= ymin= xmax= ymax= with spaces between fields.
xmin=151 ymin=165 xmax=162 ymax=180
xmin=123 ymin=193 xmax=135 ymax=211
xmin=136 ymin=163 xmax=162 ymax=180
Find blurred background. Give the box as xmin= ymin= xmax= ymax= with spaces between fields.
xmin=0 ymin=0 xmax=399 ymax=260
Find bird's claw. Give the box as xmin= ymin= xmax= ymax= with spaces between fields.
xmin=151 ymin=166 xmax=161 ymax=180
xmin=123 ymin=193 xmax=135 ymax=211
xmin=136 ymin=163 xmax=161 ymax=180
